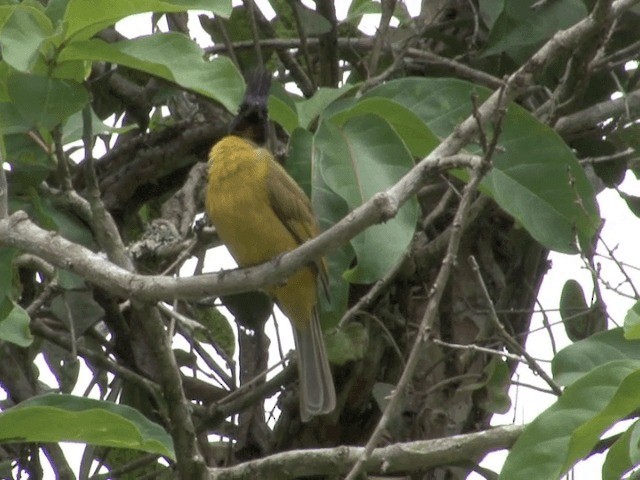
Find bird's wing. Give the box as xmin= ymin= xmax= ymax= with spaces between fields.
xmin=262 ymin=149 xmax=330 ymax=296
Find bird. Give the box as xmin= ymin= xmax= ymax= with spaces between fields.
xmin=205 ymin=68 xmax=336 ymax=422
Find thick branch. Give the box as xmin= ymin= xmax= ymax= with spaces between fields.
xmin=555 ymin=88 xmax=640 ymax=136
xmin=209 ymin=425 xmax=523 ymax=479
xmin=0 ymin=155 xmax=479 ymax=302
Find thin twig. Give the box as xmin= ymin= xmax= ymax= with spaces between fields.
xmin=52 ymin=126 xmax=73 ymax=191
xmin=357 ymin=311 xmax=406 ymax=367
xmin=81 ymin=105 xmax=133 ymax=271
xmin=536 ymin=298 xmax=558 ymax=356
xmin=158 ymin=303 xmax=235 ymax=388
xmin=368 ymin=0 xmax=397 ymax=75
xmin=243 ymin=0 xmax=264 ymax=67
xmin=287 ymin=0 xmax=315 ymax=86
xmin=214 ymin=17 xmax=240 ymax=69
xmin=468 ymin=255 xmax=563 ymax=396
xmin=432 ymin=338 xmax=523 ymax=363
xmin=30 ymin=318 xmax=162 ymax=397
xmin=599 ymin=236 xmax=640 ymax=298
xmin=338 ymin=245 xmax=411 ymax=328
xmin=345 ymin=146 xmax=496 ymax=480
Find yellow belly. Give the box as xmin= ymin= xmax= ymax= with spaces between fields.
xmin=205 ymin=137 xmax=317 ymax=330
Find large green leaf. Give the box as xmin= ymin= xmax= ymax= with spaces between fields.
xmin=287 ymin=127 xmax=313 ymax=197
xmin=0 ymin=5 xmax=54 ymax=72
xmin=483 ymin=0 xmax=587 ymax=61
xmin=500 ymin=360 xmax=640 ymax=480
xmin=552 ymin=328 xmax=640 ymax=387
xmin=57 ymin=33 xmax=243 ymax=112
xmin=312 ymin=163 xmax=353 ymax=328
xmin=7 ymin=73 xmax=88 ymax=130
xmin=602 ymin=423 xmax=636 ymax=480
xmin=297 ymin=86 xmax=355 ymax=129
xmin=366 ymin=77 xmax=599 ymax=254
xmin=313 ymin=115 xmax=418 ymax=283
xmin=288 ymin=126 xmax=352 ymax=327
xmin=63 ymin=0 xmax=232 ymax=41
xmin=0 ymin=394 xmax=175 ymax=459
xmin=330 ymin=97 xmax=440 ymax=158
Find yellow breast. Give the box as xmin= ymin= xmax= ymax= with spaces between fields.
xmin=206 ymin=136 xmax=299 ymax=267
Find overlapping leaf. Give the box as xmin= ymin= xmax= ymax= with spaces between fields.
xmin=366 ymin=77 xmax=600 ymax=253
xmin=0 ymin=394 xmax=175 ymax=459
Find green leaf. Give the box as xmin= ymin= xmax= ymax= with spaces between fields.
xmin=57 ymin=33 xmax=243 ymax=113
xmin=366 ymin=77 xmax=600 ymax=253
xmin=51 ymin=291 xmax=105 ymax=336
xmin=566 ymin=366 xmax=640 ymax=472
xmin=619 ymin=191 xmax=640 ymax=218
xmin=624 ymin=301 xmax=640 ymax=340
xmin=62 ymin=107 xmax=118 ymax=143
xmin=313 ymin=115 xmax=418 ymax=283
xmin=3 ymin=134 xmax=54 ymax=193
xmin=63 ymin=0 xmax=232 ymax=41
xmin=602 ymin=423 xmax=635 ymax=480
xmin=324 ymin=323 xmax=369 ymax=365
xmin=7 ymin=73 xmax=88 ymax=130
xmin=311 ymin=140 xmax=353 ymax=328
xmin=483 ymin=0 xmax=587 ymax=61
xmin=478 ymin=0 xmax=504 ymax=30
xmin=346 ymin=0 xmax=381 ymax=24
xmin=481 ymin=358 xmax=511 ymax=414
xmin=268 ymin=94 xmax=299 ymax=135
xmin=552 ymin=328 xmax=640 ymax=387
xmin=560 ymin=279 xmax=589 ymax=323
xmin=0 ymin=5 xmax=54 ymax=72
xmin=41 ymin=341 xmax=79 ymax=394
xmin=629 ymin=420 xmax=640 ymax=470
xmin=0 ymin=394 xmax=175 ymax=459
xmin=293 ymin=2 xmax=332 ymax=35
xmin=371 ymin=382 xmax=394 ymax=411
xmin=45 ymin=0 xmax=70 ymax=24
xmin=559 ymin=279 xmax=605 ymax=341
xmin=500 ymin=360 xmax=640 ymax=480
xmin=0 ymin=297 xmax=33 ymax=347
xmin=298 ymin=85 xmax=356 ymax=129
xmin=192 ymin=305 xmax=236 ymax=357
xmin=287 ymin=128 xmax=313 ymax=197
xmin=330 ymin=97 xmax=440 ymax=158
xmin=27 ymin=193 xmax=96 ymax=249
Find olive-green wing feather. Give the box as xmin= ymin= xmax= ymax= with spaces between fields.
xmin=261 ymin=149 xmax=330 ymax=297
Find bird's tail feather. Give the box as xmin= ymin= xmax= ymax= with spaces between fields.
xmin=293 ymin=310 xmax=336 ymax=422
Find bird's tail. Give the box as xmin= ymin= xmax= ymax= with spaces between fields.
xmin=229 ymin=67 xmax=272 ymax=145
xmin=293 ymin=309 xmax=336 ymax=422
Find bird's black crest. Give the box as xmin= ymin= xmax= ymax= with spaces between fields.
xmin=229 ymin=67 xmax=272 ymax=145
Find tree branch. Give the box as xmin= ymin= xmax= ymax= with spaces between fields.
xmin=555 ymin=88 xmax=640 ymax=137
xmin=0 ymin=154 xmax=480 ymax=302
xmin=209 ymin=425 xmax=523 ymax=479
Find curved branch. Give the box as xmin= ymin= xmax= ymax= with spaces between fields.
xmin=0 ymin=155 xmax=480 ymax=302
xmin=208 ymin=425 xmax=523 ymax=479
